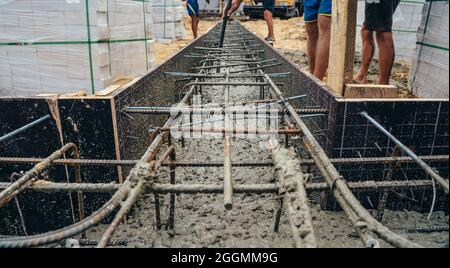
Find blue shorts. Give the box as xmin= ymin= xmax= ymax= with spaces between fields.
xmin=304 ymin=0 xmax=332 ymax=22
xmin=263 ymin=0 xmax=275 ymax=13
xmin=187 ymin=0 xmax=199 ymax=17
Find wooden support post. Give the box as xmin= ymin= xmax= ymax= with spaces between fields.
xmin=344 ymin=84 xmax=399 ymax=98
xmin=328 ymin=0 xmax=358 ymax=95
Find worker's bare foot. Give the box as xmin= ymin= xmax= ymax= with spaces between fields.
xmin=265 ymin=37 xmax=275 ymax=45
xmin=353 ymin=73 xmax=367 ymax=84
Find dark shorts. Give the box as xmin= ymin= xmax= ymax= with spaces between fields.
xmin=187 ymin=0 xmax=199 ymax=17
xmin=364 ymin=0 xmax=401 ymax=32
xmin=304 ymin=0 xmax=332 ymax=22
xmin=263 ymin=0 xmax=275 ymax=13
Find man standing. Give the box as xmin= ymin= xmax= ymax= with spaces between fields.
xmin=304 ymin=0 xmax=332 ymax=81
xmin=187 ymin=0 xmax=200 ymax=39
xmin=228 ymin=1 xmax=331 ymax=75
xmin=354 ymin=0 xmax=401 ymax=85
xmin=262 ymin=0 xmax=276 ymax=44
xmin=227 ymin=0 xmax=242 ymax=16
xmin=224 ymin=0 xmax=275 ymax=44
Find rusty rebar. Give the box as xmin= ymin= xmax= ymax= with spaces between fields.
xmin=158 ymin=127 xmax=301 ymax=135
xmin=95 ymin=54 xmax=213 ymax=248
xmin=165 ymin=72 xmax=290 ymax=79
xmin=188 ymin=51 xmax=264 ymax=57
xmin=361 ymin=111 xmax=449 ymax=194
xmin=0 ymin=143 xmax=79 ymax=208
xmin=123 ymin=107 xmax=327 ymax=115
xmin=0 ymin=155 xmax=446 ymax=168
xmin=0 ymin=179 xmax=437 ymax=194
xmin=96 ymin=180 xmax=146 ymax=248
xmin=264 ymin=74 xmax=423 ymax=248
xmin=229 ymin=63 xmax=282 ymax=73
xmin=71 ymin=145 xmax=85 ymax=224
xmin=152 ymin=146 xmax=176 ymax=231
xmin=0 ymin=49 xmax=209 ymax=249
xmin=9 ymin=173 xmax=28 ymax=236
xmin=377 ymin=146 xmax=402 ymax=222
xmin=2 ymin=22 xmax=446 ymax=249
xmin=406 ymin=225 xmax=449 ymax=233
xmin=168 ymin=135 xmax=177 ymax=231
xmin=194 ymin=59 xmax=277 ymax=70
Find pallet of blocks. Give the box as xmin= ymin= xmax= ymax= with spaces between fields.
xmin=0 ymin=0 xmax=155 ymax=96
xmin=152 ymin=0 xmax=186 ymax=43
xmin=409 ymin=0 xmax=449 ymax=99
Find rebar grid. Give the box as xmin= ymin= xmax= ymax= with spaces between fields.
xmin=0 ymin=155 xmax=447 ymax=167
xmin=0 ymin=179 xmax=435 ymax=194
xmin=0 ymin=21 xmax=447 ymax=248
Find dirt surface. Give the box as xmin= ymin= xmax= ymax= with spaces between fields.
xmin=153 ymin=18 xmax=216 ymax=65
xmin=154 ymin=16 xmax=413 ymax=96
xmin=154 ymin=17 xmax=306 ymax=65
xmin=243 ymin=17 xmax=414 ymax=96
xmin=240 ymin=17 xmax=307 ymax=52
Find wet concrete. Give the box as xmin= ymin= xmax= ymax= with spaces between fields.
xmin=84 ymin=63 xmax=448 ymax=248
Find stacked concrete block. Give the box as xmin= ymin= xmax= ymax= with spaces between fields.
xmin=409 ymin=1 xmax=449 ymax=98
xmin=0 ymin=0 xmax=155 ymax=96
xmin=174 ymin=5 xmax=186 ymax=39
xmin=152 ymin=0 xmax=185 ymax=42
xmin=108 ymin=1 xmax=155 ymax=77
xmin=356 ymin=0 xmax=425 ymax=63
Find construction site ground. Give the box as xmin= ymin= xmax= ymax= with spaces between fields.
xmin=1 ymin=16 xmax=446 ymax=250
xmin=77 ymin=17 xmax=449 ymax=248
xmin=154 ymin=17 xmax=412 ymax=96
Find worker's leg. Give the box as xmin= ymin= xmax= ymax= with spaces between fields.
xmin=190 ymin=16 xmax=199 ymax=38
xmin=304 ymin=0 xmax=321 ymax=74
xmin=361 ymin=0 xmax=399 ymax=85
xmin=187 ymin=0 xmax=200 ymax=38
xmin=313 ymin=15 xmax=331 ymax=80
xmin=194 ymin=16 xmax=200 ymax=38
xmin=305 ymin=21 xmax=318 ymax=74
xmin=264 ymin=10 xmax=275 ymax=40
xmin=354 ymin=26 xmax=375 ymax=84
xmin=375 ymin=31 xmax=395 ymax=85
xmin=263 ymin=0 xmax=275 ymax=40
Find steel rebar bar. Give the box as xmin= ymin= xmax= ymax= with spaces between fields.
xmin=123 ymin=107 xmax=326 ymax=115
xmin=0 ymin=143 xmax=78 ymax=208
xmin=0 ymin=115 xmax=52 ymax=143
xmin=1 ymin=155 xmax=446 ymax=168
xmin=361 ymin=111 xmax=449 ymax=194
xmin=0 ymin=46 xmax=208 ymax=249
xmin=223 ymin=69 xmax=233 ymax=210
xmin=263 ymin=74 xmax=423 ymax=248
xmin=0 ymin=179 xmax=436 ymax=194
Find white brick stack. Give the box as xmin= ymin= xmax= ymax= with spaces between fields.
xmin=152 ymin=0 xmax=185 ymax=43
xmin=409 ymin=1 xmax=449 ymax=98
xmin=0 ymin=0 xmax=155 ymax=96
xmin=356 ymin=0 xmax=426 ymax=63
